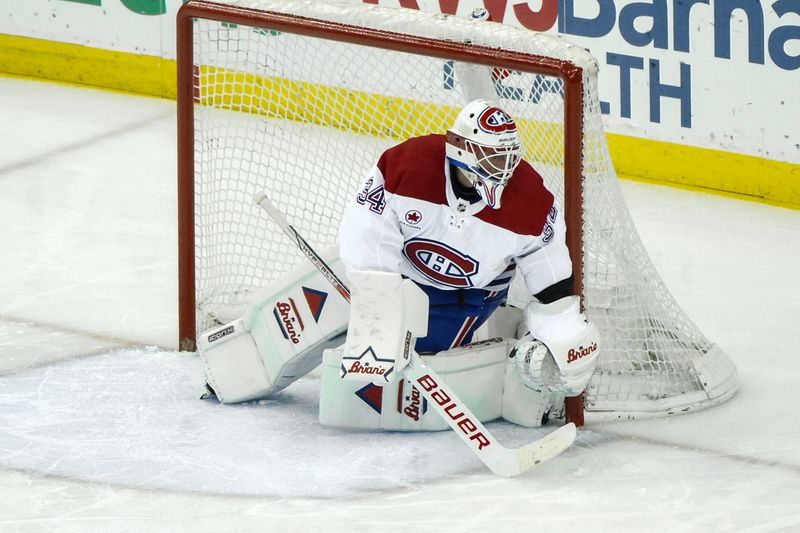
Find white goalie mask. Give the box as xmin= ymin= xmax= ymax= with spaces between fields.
xmin=445 ymin=99 xmax=522 ymax=209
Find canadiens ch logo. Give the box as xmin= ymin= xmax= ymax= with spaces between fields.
xmin=478 ymin=107 xmax=517 ymax=134
xmin=403 ymin=238 xmax=479 ymax=288
xmin=405 ymin=210 xmax=422 ymax=225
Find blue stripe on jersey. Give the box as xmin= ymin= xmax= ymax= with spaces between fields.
xmin=484 ymin=266 xmax=516 ymax=290
xmin=486 ymin=275 xmax=513 ymax=286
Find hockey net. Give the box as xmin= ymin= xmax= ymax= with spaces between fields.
xmin=176 ymin=0 xmax=738 ymax=422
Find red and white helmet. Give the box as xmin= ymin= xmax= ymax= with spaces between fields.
xmin=445 ymin=99 xmax=522 ymax=209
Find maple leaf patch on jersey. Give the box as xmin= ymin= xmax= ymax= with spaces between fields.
xmin=405 ymin=210 xmax=422 ymax=225
xmin=403 ymin=238 xmax=479 ymax=288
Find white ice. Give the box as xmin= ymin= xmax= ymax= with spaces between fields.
xmin=1 ymin=75 xmax=800 ymax=532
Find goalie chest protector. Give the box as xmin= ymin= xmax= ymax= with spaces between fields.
xmin=340 ymin=134 xmax=572 ymax=296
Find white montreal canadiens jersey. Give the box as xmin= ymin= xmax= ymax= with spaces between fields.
xmin=339 ymin=135 xmax=572 ymax=295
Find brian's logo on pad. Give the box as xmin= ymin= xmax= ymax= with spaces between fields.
xmin=341 ymin=346 xmax=396 ymax=383
xmin=273 ymin=298 xmax=304 ymax=344
xmin=347 ymin=361 xmax=385 ymax=376
xmin=397 ymin=379 xmax=427 ymax=422
xmin=403 ymin=238 xmax=479 ymax=288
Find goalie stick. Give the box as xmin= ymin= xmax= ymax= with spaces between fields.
xmin=255 ymin=193 xmax=351 ymax=303
xmin=255 ymin=192 xmax=576 ymax=476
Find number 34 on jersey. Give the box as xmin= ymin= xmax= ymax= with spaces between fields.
xmin=356 ymin=178 xmax=386 ymax=214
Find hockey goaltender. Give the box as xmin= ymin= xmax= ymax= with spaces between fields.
xmin=196 ymin=100 xmax=599 ymax=470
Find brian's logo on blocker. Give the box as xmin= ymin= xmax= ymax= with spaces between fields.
xmin=403 ymin=238 xmax=479 ymax=288
xmin=340 ymin=346 xmax=396 ymax=382
xmin=478 ymin=107 xmax=516 ymax=134
xmin=273 ymin=298 xmax=305 ymax=344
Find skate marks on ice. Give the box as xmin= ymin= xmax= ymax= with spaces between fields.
xmin=0 ymin=349 xmax=564 ymax=497
xmin=2 ymin=352 xmax=800 ymax=529
xmin=0 ymin=318 xmax=138 ymax=375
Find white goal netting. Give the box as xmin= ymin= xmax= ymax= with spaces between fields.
xmin=179 ymin=0 xmax=738 ymax=420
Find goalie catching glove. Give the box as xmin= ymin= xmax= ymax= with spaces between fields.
xmin=512 ymin=296 xmax=600 ymax=396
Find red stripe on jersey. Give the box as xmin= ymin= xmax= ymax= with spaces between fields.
xmin=475 ymin=160 xmax=554 ymax=237
xmin=451 ymin=316 xmax=478 ymax=349
xmin=377 ymin=134 xmax=448 ymax=205
xmin=378 ymin=135 xmax=555 ymax=238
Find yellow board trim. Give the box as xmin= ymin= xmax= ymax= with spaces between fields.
xmin=196 ymin=65 xmax=562 ymax=162
xmin=608 ymin=134 xmax=800 ymax=208
xmin=2 ymin=33 xmax=798 ymax=209
xmin=0 ymin=34 xmax=176 ymax=98
xmin=196 ymin=65 xmax=459 ymax=141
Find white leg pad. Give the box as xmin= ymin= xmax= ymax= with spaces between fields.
xmin=199 ymin=319 xmax=272 ymax=403
xmin=320 ymin=335 xmax=557 ymax=430
xmin=320 ymin=338 xmax=509 ymax=431
xmin=198 ymin=247 xmax=350 ymax=403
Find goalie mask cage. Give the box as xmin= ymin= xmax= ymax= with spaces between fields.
xmin=176 ymin=0 xmax=738 ymax=423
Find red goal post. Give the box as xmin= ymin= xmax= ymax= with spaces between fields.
xmin=176 ymin=0 xmax=737 ymax=425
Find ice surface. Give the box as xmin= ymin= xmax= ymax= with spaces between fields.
xmin=1 ymin=75 xmax=800 ymax=531
xmin=0 ymin=348 xmax=565 ymax=497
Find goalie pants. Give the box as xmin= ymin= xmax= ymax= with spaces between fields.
xmin=414 ymin=283 xmax=508 ymax=353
